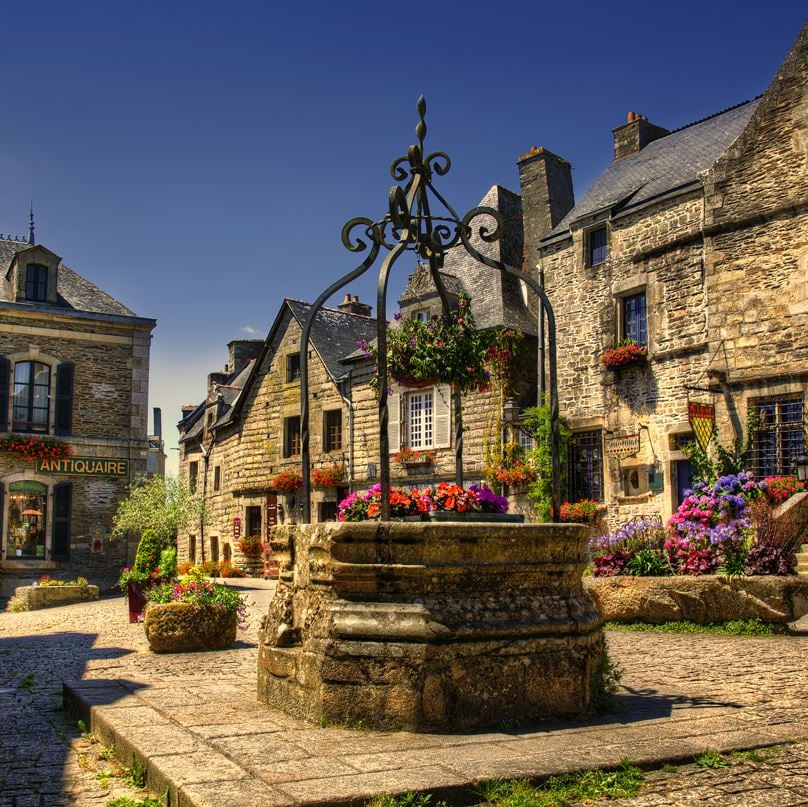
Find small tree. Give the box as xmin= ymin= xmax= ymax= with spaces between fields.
xmin=524 ymin=403 xmax=571 ymax=522
xmin=112 ymin=475 xmax=206 ymax=544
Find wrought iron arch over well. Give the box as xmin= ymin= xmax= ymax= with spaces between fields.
xmin=299 ymin=97 xmax=560 ymax=522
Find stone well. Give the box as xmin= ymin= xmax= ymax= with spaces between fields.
xmin=257 ymin=521 xmax=603 ymax=731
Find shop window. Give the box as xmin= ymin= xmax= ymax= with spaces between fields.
xmin=569 ymin=430 xmax=604 ymax=502
xmin=7 ymin=481 xmax=48 ymax=558
xmin=324 ymin=409 xmax=342 ymax=452
xmin=246 ymin=505 xmax=262 ymax=538
xmin=12 ymin=361 xmax=50 ymax=433
xmin=286 ymin=353 xmax=301 ymax=383
xmin=621 ymin=292 xmax=647 ymax=347
xmin=588 ymin=227 xmax=607 ymax=267
xmin=749 ymin=395 xmax=805 ymax=477
xmin=284 ymin=416 xmax=301 ymax=457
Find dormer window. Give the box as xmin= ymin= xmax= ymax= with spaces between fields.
xmin=587 ymin=227 xmax=608 ymax=267
xmin=25 ymin=264 xmax=48 ymax=302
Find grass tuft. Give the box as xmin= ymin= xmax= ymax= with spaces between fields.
xmin=695 ymin=749 xmax=732 ymax=769
xmin=605 ymin=619 xmax=777 ymax=636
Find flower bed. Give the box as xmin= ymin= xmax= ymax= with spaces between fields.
xmin=601 ymin=340 xmax=647 ymax=369
xmin=337 ymin=481 xmax=512 ymax=521
xmin=590 ymin=473 xmax=799 ymax=578
xmin=759 ymin=475 xmax=805 ymax=505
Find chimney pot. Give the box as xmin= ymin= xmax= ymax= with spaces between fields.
xmin=352 ymin=295 xmax=359 ymax=303
xmin=342 ymin=293 xmax=351 ymax=304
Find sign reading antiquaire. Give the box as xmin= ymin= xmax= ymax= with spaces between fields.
xmin=34 ymin=456 xmax=130 ymax=477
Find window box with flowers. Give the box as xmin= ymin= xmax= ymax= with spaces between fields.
xmin=601 ymin=339 xmax=648 ymax=370
xmin=310 ymin=464 xmax=346 ymax=488
xmin=0 ymin=434 xmax=72 ymax=462
xmin=271 ymin=468 xmax=303 ymax=493
xmin=394 ymin=447 xmax=436 ymax=473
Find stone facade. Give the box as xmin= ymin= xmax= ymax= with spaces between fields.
xmin=527 ymin=26 xmax=807 ymax=526
xmin=0 ymin=238 xmax=155 ymax=594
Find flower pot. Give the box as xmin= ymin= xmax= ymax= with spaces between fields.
xmin=428 ymin=511 xmax=524 ymax=523
xmin=143 ymin=602 xmax=237 ymax=652
xmin=127 ymin=581 xmax=148 ymax=623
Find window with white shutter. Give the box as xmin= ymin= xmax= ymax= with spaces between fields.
xmin=387 ymin=391 xmax=401 ymax=453
xmin=408 ymin=391 xmax=433 ymax=449
xmin=432 ymin=385 xmax=452 ymax=448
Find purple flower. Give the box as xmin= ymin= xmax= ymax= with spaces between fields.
xmin=393 ymin=312 xmax=402 ymax=321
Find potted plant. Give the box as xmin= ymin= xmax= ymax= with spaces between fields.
xmin=560 ymin=499 xmax=601 ymax=523
xmin=143 ymin=568 xmax=247 ymax=652
xmin=271 ymin=468 xmax=303 ymax=493
xmin=428 ymin=481 xmax=523 ymax=523
xmin=310 ymin=464 xmax=346 ymax=488
xmin=118 ymin=529 xmax=167 ymax=622
xmin=337 ymin=484 xmax=433 ymax=521
xmin=238 ymin=534 xmax=263 ymax=558
xmin=357 ymin=295 xmax=495 ymax=393
xmin=601 ymin=339 xmax=648 ymax=370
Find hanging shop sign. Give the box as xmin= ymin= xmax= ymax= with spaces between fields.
xmin=605 ymin=433 xmax=640 ymax=460
xmin=34 ymin=456 xmax=130 ymax=477
xmin=233 ymin=517 xmax=242 ymax=539
xmin=688 ymin=402 xmax=715 ymax=451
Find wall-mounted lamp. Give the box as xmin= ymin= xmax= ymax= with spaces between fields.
xmin=794 ymin=454 xmax=808 ymax=483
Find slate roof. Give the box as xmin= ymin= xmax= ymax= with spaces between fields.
xmin=286 ymin=300 xmax=377 ymax=381
xmin=548 ymin=99 xmax=760 ymax=237
xmin=399 ymin=184 xmax=536 ymax=335
xmin=212 ymin=359 xmax=257 ymax=428
xmin=0 ymin=239 xmax=138 ymax=317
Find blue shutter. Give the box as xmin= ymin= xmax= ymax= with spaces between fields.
xmin=54 ymin=362 xmax=74 ymax=436
xmin=52 ymin=482 xmax=72 ymax=560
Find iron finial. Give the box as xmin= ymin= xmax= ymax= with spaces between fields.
xmin=416 ymin=95 xmax=427 ymax=148
xmin=28 ymin=202 xmax=35 ymax=245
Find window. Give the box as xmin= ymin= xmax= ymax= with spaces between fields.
xmin=749 ymin=395 xmax=805 ymax=478
xmin=621 ymin=292 xmax=647 ymax=346
xmin=13 ymin=361 xmax=50 ymax=433
xmin=319 ymin=502 xmax=339 ymax=522
xmin=407 ymin=391 xmax=433 ymax=450
xmin=189 ymin=461 xmax=199 ymax=493
xmin=286 ymin=353 xmax=301 ymax=383
xmin=213 ymin=465 xmax=221 ymax=492
xmin=588 ymin=227 xmax=607 ymax=266
xmin=246 ymin=505 xmax=262 ymax=538
xmin=518 ymin=429 xmax=534 ymax=452
xmin=25 ymin=264 xmax=48 ymax=302
xmin=569 ymin=430 xmax=604 ymax=502
xmin=7 ymin=481 xmax=48 ymax=558
xmin=412 ymin=309 xmax=431 ymax=323
xmin=284 ymin=416 xmax=301 ymax=457
xmin=324 ymin=410 xmax=342 ymax=452
xmin=210 ymin=536 xmax=219 ymax=563
xmin=189 ymin=535 xmax=197 ymax=564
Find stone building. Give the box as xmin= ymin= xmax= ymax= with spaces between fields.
xmin=522 ymin=24 xmax=807 ymax=524
xmin=0 ymin=234 xmax=156 ymax=594
xmin=175 ymin=183 xmax=543 ymax=565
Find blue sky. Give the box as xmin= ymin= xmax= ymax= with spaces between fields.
xmin=0 ymin=2 xmax=803 ymax=473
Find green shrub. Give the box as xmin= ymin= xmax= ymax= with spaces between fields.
xmin=624 ymin=548 xmax=672 ymax=577
xmin=158 ymin=546 xmax=177 ymax=578
xmin=133 ymin=530 xmax=162 ymax=574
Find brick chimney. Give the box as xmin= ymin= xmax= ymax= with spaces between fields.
xmin=227 ymin=339 xmax=263 ymax=375
xmin=612 ymin=112 xmax=669 ymax=161
xmin=517 ymin=146 xmax=574 ymax=262
xmin=337 ymin=293 xmax=372 ymax=317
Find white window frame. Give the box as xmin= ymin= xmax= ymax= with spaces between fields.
xmin=407 ymin=390 xmax=434 ymax=450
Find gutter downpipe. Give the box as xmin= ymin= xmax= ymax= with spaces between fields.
xmin=338 ymin=369 xmax=355 ymax=492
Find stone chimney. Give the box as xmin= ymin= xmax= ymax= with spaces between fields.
xmin=517 ymin=146 xmax=574 ymax=263
xmin=227 ymin=339 xmax=263 ymax=375
xmin=337 ymin=293 xmax=372 ymax=317
xmin=612 ymin=112 xmax=669 ymax=161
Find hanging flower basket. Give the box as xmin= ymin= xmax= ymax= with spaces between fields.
xmin=271 ymin=469 xmax=303 ymax=493
xmin=601 ymin=340 xmax=648 ymax=370
xmin=393 ymin=447 xmax=436 ymax=467
xmin=0 ymin=434 xmax=72 ymax=462
xmin=357 ymin=295 xmax=503 ymax=394
xmin=311 ymin=464 xmax=346 ymax=488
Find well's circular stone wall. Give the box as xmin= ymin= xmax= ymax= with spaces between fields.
xmin=258 ymin=521 xmax=603 ymax=731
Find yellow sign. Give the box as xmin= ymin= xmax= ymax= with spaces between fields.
xmin=34 ymin=457 xmax=130 ymax=477
xmin=688 ymin=402 xmax=715 ymax=451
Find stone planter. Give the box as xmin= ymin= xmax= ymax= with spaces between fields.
xmin=258 ymin=521 xmax=602 ymax=732
xmin=14 ymin=584 xmax=99 ymax=610
xmin=584 ymin=575 xmax=808 ymax=625
xmin=143 ymin=602 xmax=237 ymax=653
xmin=428 ymin=510 xmax=525 ymax=523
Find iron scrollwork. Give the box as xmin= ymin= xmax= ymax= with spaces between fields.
xmin=299 ymin=96 xmax=561 ymax=522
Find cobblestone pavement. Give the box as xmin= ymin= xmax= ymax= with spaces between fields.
xmin=1 ymin=585 xmax=806 ymax=805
